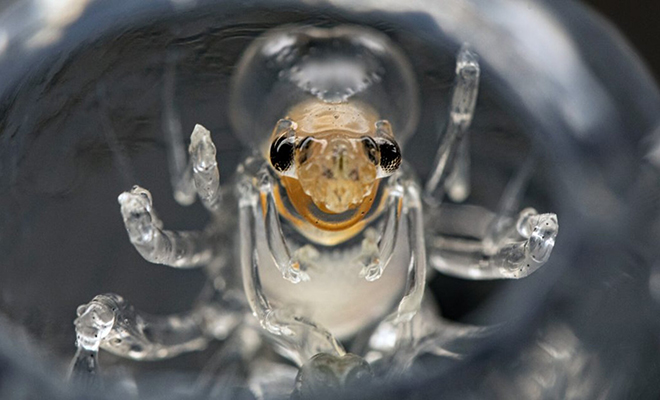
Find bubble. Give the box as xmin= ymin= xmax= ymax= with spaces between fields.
xmin=230 ymin=25 xmax=419 ymax=148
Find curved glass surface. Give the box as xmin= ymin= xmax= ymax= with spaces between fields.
xmin=0 ymin=0 xmax=659 ymax=399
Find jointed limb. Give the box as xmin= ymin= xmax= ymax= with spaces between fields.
xmin=69 ymin=294 xmax=211 ymax=379
xmin=388 ymin=182 xmax=427 ymax=325
xmin=356 ymin=174 xmax=404 ymax=282
xmin=163 ymin=64 xmax=222 ymax=211
xmin=430 ymin=209 xmax=558 ymax=279
xmin=118 ymin=186 xmax=214 ymax=268
xmin=429 ymin=157 xmax=558 ymax=279
xmin=71 ymin=292 xmax=243 ymax=360
xmin=360 ymin=177 xmax=427 ymax=373
xmin=258 ymin=166 xmax=311 ymax=284
xmin=119 ymin=124 xmax=224 ymax=268
xmin=237 ymin=168 xmax=345 ymax=367
xmin=69 ymin=285 xmax=244 ymax=379
xmin=425 ymin=45 xmax=480 ymax=203
xmin=162 ymin=74 xmax=222 ymax=211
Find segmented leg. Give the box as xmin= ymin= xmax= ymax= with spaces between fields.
xmin=258 ymin=166 xmax=311 ymax=284
xmin=425 ymin=44 xmax=480 ymax=203
xmin=69 ymin=294 xmax=208 ymax=379
xmin=118 ymin=185 xmax=213 ymax=268
xmin=163 ymin=65 xmax=222 ymax=212
xmin=237 ymin=161 xmax=346 ymax=366
xmin=388 ymin=181 xmax=427 ymax=326
xmin=69 ymin=285 xmax=243 ymax=378
xmin=357 ymin=175 xmax=428 ymax=372
xmin=429 ymin=158 xmax=559 ymax=279
xmin=356 ymin=173 xmax=404 ymax=282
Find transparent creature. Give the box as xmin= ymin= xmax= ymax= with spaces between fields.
xmin=69 ymin=25 xmax=558 ymax=397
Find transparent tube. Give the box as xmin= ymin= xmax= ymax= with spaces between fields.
xmin=0 ymin=0 xmax=659 ymax=399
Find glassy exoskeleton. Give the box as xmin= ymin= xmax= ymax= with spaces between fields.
xmin=232 ymin=26 xmax=426 ymax=365
xmin=69 ymin=24 xmax=559 ymax=396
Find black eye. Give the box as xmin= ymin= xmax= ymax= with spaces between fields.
xmin=270 ymin=135 xmax=295 ymax=173
xmin=377 ymin=138 xmax=401 ymax=174
xmin=361 ymin=136 xmax=379 ymax=165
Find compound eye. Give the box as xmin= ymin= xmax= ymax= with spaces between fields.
xmin=377 ymin=138 xmax=401 ymax=175
xmin=360 ymin=136 xmax=379 ymax=165
xmin=270 ymin=135 xmax=295 ymax=173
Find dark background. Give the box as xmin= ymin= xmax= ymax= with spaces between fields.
xmin=585 ymin=0 xmax=660 ymax=81
xmin=0 ymin=1 xmax=658 ymax=399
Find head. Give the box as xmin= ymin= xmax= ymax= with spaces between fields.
xmin=269 ymin=119 xmax=401 ymax=214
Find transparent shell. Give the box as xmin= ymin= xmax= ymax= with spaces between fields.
xmin=229 ymin=25 xmax=420 ymax=150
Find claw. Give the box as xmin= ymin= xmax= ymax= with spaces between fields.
xmin=74 ymin=299 xmax=116 ymax=352
xmin=356 ymin=177 xmax=404 ymax=282
xmin=496 ymin=209 xmax=559 ymax=278
xmin=117 ymin=185 xmax=212 ymax=268
xmin=189 ymin=124 xmax=222 ymax=212
xmin=70 ymin=296 xmax=119 ymax=382
xmin=118 ymin=186 xmax=158 ymax=245
xmin=522 ymin=212 xmax=558 ymax=264
xmin=190 ymin=124 xmax=218 ymax=173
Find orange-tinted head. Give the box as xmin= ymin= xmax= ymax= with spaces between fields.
xmin=268 ymin=100 xmax=401 ymax=215
xmin=295 ymin=134 xmax=379 ymax=213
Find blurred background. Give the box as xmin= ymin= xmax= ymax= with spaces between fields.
xmin=585 ymin=0 xmax=660 ymax=81
xmin=1 ymin=0 xmax=660 ymax=399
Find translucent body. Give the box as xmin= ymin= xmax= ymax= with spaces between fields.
xmin=256 ymin=170 xmax=410 ymax=338
xmin=68 ymin=24 xmax=559 ymax=397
